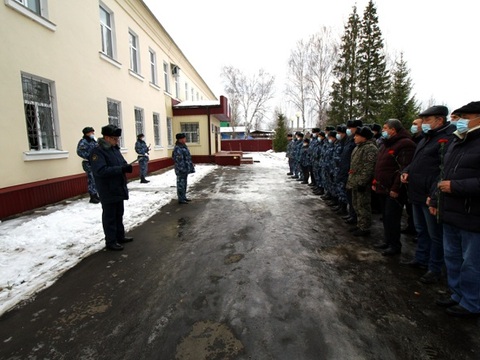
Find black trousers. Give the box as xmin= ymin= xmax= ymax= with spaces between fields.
xmin=101 ymin=201 xmax=125 ymax=246
xmin=379 ymin=192 xmax=407 ymax=250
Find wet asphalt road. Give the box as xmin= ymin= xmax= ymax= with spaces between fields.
xmin=1 ymin=153 xmax=479 ymax=360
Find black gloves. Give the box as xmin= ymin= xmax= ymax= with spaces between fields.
xmin=122 ymin=164 xmax=133 ymax=173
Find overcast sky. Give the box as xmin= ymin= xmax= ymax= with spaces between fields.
xmin=144 ymin=0 xmax=479 ymax=122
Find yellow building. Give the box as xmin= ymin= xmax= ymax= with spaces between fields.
xmin=0 ymin=0 xmax=230 ymax=219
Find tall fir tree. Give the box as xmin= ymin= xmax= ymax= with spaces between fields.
xmin=272 ymin=112 xmax=289 ymax=152
xmin=357 ymin=0 xmax=390 ymax=123
xmin=328 ymin=6 xmax=361 ymax=125
xmin=381 ymin=53 xmax=420 ymax=128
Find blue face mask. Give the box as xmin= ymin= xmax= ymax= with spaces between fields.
xmin=410 ymin=125 xmax=418 ymax=134
xmin=456 ymin=119 xmax=470 ymax=134
xmin=336 ymin=134 xmax=342 ymax=140
xmin=346 ymin=129 xmax=352 ymax=137
xmin=381 ymin=131 xmax=389 ymax=139
xmin=421 ymin=124 xmax=431 ymax=133
xmin=450 ymin=120 xmax=457 ymax=128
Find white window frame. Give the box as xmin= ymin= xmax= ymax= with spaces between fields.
xmin=180 ymin=122 xmax=200 ymax=144
xmin=99 ymin=4 xmax=116 ymax=59
xmin=185 ymin=82 xmax=189 ymax=100
xmin=174 ymin=76 xmax=180 ymax=99
xmin=191 ymin=88 xmax=194 ymax=101
xmin=149 ymin=49 xmax=158 ymax=85
xmin=134 ymin=107 xmax=144 ymax=137
xmin=153 ymin=113 xmax=161 ymax=147
xmin=166 ymin=117 xmax=173 ymax=147
xmin=107 ymin=98 xmax=124 ymax=147
xmin=129 ymin=30 xmax=140 ymax=74
xmin=5 ymin=0 xmax=55 ymax=31
xmin=21 ymin=73 xmax=67 ymax=161
xmin=163 ymin=62 xmax=171 ymax=94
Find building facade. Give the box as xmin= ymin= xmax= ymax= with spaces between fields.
xmin=0 ymin=0 xmax=229 ymax=219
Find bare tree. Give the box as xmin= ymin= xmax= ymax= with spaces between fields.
xmin=286 ymin=39 xmax=310 ymax=131
xmin=222 ymin=66 xmax=275 ymax=137
xmin=221 ymin=66 xmax=243 ymax=138
xmin=306 ymin=27 xmax=338 ymax=128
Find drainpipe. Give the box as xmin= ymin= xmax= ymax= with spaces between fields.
xmin=207 ymin=107 xmax=212 ymax=155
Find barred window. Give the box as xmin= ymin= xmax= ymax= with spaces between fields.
xmin=134 ymin=108 xmax=144 ymax=137
xmin=21 ymin=74 xmax=57 ymax=150
xmin=180 ymin=122 xmax=199 ymax=143
xmin=166 ymin=117 xmax=173 ymax=146
xmin=107 ymin=99 xmax=123 ymax=147
xmin=153 ymin=113 xmax=161 ymax=146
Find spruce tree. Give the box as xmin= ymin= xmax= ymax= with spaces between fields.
xmin=328 ymin=6 xmax=361 ymax=125
xmin=381 ymin=53 xmax=420 ymax=128
xmin=357 ymin=0 xmax=390 ymax=123
xmin=272 ymin=112 xmax=289 ymax=152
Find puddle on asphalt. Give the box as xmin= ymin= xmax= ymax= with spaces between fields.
xmin=175 ymin=320 xmax=244 ymax=360
xmin=224 ymin=254 xmax=244 ymax=264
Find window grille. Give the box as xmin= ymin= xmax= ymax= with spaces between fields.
xmin=153 ymin=113 xmax=161 ymax=146
xmin=107 ymin=99 xmax=123 ymax=147
xmin=167 ymin=117 xmax=173 ymax=146
xmin=180 ymin=123 xmax=199 ymax=143
xmin=21 ymin=75 xmax=56 ymax=150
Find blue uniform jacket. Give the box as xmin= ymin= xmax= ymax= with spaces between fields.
xmin=173 ymin=141 xmax=195 ymax=176
xmin=76 ymin=136 xmax=97 ymax=161
xmin=90 ymin=138 xmax=129 ymax=204
xmin=135 ymin=139 xmax=149 ymax=160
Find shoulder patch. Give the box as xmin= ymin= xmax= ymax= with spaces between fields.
xmin=367 ymin=152 xmax=376 ymax=162
xmin=92 ymin=154 xmax=98 ymax=162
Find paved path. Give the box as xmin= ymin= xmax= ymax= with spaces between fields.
xmin=1 ymin=154 xmax=479 ymax=359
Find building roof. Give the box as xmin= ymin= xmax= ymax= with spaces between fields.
xmin=220 ymin=126 xmax=246 ymax=133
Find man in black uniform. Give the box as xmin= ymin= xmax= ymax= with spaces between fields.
xmin=90 ymin=124 xmax=133 ymax=251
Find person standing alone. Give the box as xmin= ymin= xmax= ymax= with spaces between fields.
xmin=135 ymin=133 xmax=150 ymax=183
xmin=173 ymin=133 xmax=195 ymax=204
xmin=77 ymin=127 xmax=100 ymax=204
xmin=90 ymin=124 xmax=133 ymax=251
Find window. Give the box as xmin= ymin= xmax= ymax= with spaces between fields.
xmin=153 ymin=113 xmax=161 ymax=146
xmin=129 ymin=30 xmax=140 ymax=73
xmin=185 ymin=83 xmax=189 ymax=100
xmin=196 ymin=92 xmax=199 ymax=101
xmin=107 ymin=99 xmax=123 ymax=147
xmin=6 ymin=0 xmax=54 ymax=30
xmin=191 ymin=88 xmax=194 ymax=101
xmin=100 ymin=5 xmax=115 ymax=58
xmin=163 ymin=62 xmax=170 ymax=93
xmin=15 ymin=0 xmax=41 ymax=14
xmin=166 ymin=117 xmax=173 ymax=146
xmin=134 ymin=108 xmax=144 ymax=136
xmin=181 ymin=122 xmax=199 ymax=143
xmin=174 ymin=76 xmax=180 ymax=99
xmin=149 ymin=49 xmax=157 ymax=85
xmin=21 ymin=74 xmax=57 ymax=151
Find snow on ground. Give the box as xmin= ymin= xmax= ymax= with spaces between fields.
xmin=0 ymin=151 xmax=287 ymax=317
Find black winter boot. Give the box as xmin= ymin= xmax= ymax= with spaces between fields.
xmin=89 ymin=194 xmax=100 ymax=204
xmin=140 ymin=176 xmax=150 ymax=183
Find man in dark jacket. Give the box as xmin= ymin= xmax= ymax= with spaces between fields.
xmin=430 ymin=101 xmax=480 ymax=318
xmin=401 ymin=106 xmax=455 ymax=284
xmin=173 ymin=133 xmax=195 ymax=204
xmin=90 ymin=124 xmax=133 ymax=251
xmin=373 ymin=119 xmax=416 ymax=256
